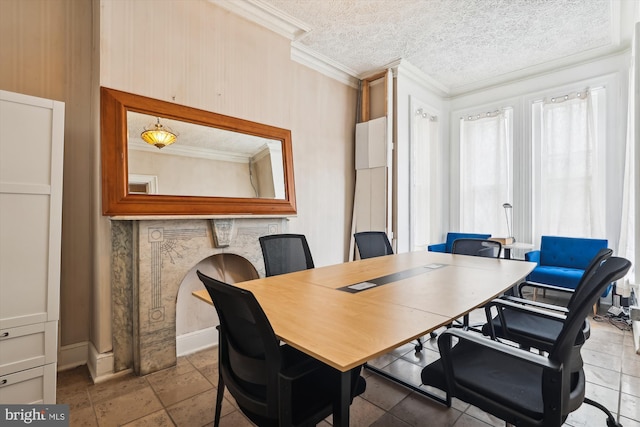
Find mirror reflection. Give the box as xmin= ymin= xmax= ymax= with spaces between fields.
xmin=127 ymin=112 xmax=286 ymax=199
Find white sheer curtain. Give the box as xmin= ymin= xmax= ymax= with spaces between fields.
xmin=410 ymin=108 xmax=439 ymax=251
xmin=618 ymin=30 xmax=637 ymax=284
xmin=459 ymin=110 xmax=512 ymax=236
xmin=533 ymin=89 xmax=605 ymax=240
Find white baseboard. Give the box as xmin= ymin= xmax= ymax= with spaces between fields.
xmin=177 ymin=327 xmax=218 ymax=357
xmin=57 ymin=341 xmax=89 ymax=371
xmin=87 ymin=342 xmax=115 ymax=383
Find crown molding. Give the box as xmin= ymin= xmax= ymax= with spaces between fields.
xmin=386 ymin=59 xmax=450 ymax=97
xmin=291 ymin=43 xmax=360 ymax=88
xmin=210 ymin=0 xmax=310 ymax=40
xmin=211 ymin=0 xmax=360 ymax=88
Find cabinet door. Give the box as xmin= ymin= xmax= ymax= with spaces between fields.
xmin=0 ymin=91 xmax=64 ymax=329
xmin=0 ymin=321 xmax=57 ymax=376
xmin=0 ymin=363 xmax=56 ymax=404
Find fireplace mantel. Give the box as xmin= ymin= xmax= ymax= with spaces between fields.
xmin=110 ymin=217 xmax=288 ymax=375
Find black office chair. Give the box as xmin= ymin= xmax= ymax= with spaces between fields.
xmin=451 ymin=238 xmax=502 ymax=259
xmin=421 ymin=257 xmax=631 ymax=427
xmin=354 ymin=231 xmax=393 ymax=259
xmin=259 ymin=234 xmax=315 ymax=277
xmin=197 ymin=270 xmax=366 ymax=427
xmin=514 ymin=247 xmax=614 ymax=315
xmin=354 ymin=230 xmax=436 ymax=351
xmin=482 ymin=247 xmax=614 ymax=350
xmin=446 ymin=238 xmax=502 ymax=330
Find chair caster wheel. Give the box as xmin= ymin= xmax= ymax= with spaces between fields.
xmin=430 ymin=332 xmax=437 ymax=339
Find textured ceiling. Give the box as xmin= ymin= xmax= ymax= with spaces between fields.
xmin=259 ymin=0 xmax=626 ymax=94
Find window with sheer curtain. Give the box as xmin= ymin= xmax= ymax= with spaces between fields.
xmin=459 ymin=109 xmax=513 ymax=236
xmin=531 ymin=88 xmax=606 ymax=241
xmin=410 ymin=108 xmax=440 ymax=251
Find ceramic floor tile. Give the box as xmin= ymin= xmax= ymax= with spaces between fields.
xmin=581 ymin=347 xmax=622 ymax=372
xmin=621 ymin=354 xmax=640 ymax=377
xmin=67 ymin=405 xmax=98 ymax=427
xmin=619 ymin=416 xmax=640 ymax=427
xmin=584 ymin=381 xmax=620 ymax=413
xmin=93 ymin=386 xmax=163 ymax=427
xmin=621 ymin=373 xmax=640 ymax=397
xmin=348 ymin=395 xmax=386 ymax=426
xmin=185 ymin=346 xmax=218 ymax=370
xmin=56 ymin=386 xmax=92 ymax=411
xmin=121 ymin=409 xmax=174 ymax=427
xmin=165 ymin=388 xmax=220 ymax=427
xmin=620 ymin=392 xmax=640 ymax=422
xmin=452 ymin=413 xmax=494 ymax=427
xmin=369 ymin=412 xmax=413 ymax=427
xmin=390 ymin=392 xmax=462 ymax=427
xmin=564 ymin=400 xmax=618 ymax=427
xmin=361 ymin=373 xmax=411 ymax=411
xmin=147 ymin=367 xmax=213 ymax=407
xmin=88 ymin=374 xmax=150 ymax=404
xmin=380 ymin=358 xmax=424 ymax=387
xmin=463 ymin=405 xmax=506 ymax=427
xmin=583 ymin=363 xmax=621 ymax=390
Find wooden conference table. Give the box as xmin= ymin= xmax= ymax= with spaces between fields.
xmin=193 ymin=250 xmax=535 ymax=427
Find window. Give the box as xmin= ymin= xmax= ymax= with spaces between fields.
xmin=410 ymin=107 xmax=440 ymax=251
xmin=531 ymin=88 xmax=606 ymax=241
xmin=459 ymin=108 xmax=513 ymax=236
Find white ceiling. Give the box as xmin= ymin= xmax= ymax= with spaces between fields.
xmin=215 ymin=0 xmax=635 ymax=96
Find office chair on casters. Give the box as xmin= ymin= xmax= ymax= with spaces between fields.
xmin=353 ymin=231 xmax=436 ymax=352
xmin=197 ymin=270 xmax=367 ymax=427
xmin=451 ymin=238 xmax=502 ymax=259
xmin=436 ymin=238 xmax=503 ymax=332
xmin=421 ymin=257 xmax=631 ymax=427
xmin=353 ymin=231 xmax=393 ymax=259
xmin=259 ymin=233 xmax=315 ymax=277
xmin=482 ymin=247 xmax=614 ymax=350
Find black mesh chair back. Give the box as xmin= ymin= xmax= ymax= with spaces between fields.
xmin=451 ymin=238 xmax=502 ymax=258
xmin=259 ymin=234 xmax=315 ymax=277
xmin=354 ymin=231 xmax=394 ymax=259
xmin=197 ymin=270 xmax=366 ymax=426
xmin=565 ymin=247 xmax=613 ymax=308
xmin=422 ymin=257 xmax=631 ymax=427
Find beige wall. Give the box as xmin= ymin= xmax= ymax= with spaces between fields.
xmin=0 ymin=0 xmax=95 ymax=348
xmin=1 ymin=0 xmax=357 ymax=357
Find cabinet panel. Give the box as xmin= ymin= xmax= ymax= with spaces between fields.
xmin=0 ymin=90 xmax=64 ymax=404
xmin=0 ymin=364 xmax=56 ymax=404
xmin=0 ymin=322 xmax=57 ymax=376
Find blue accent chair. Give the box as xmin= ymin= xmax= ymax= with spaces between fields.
xmin=525 ymin=236 xmax=611 ymax=295
xmin=428 ymin=232 xmax=492 ymax=253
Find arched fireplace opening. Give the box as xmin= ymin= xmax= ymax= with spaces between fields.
xmin=176 ymin=253 xmax=259 ymax=356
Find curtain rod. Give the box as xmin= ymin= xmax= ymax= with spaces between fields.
xmin=415 ymin=108 xmax=438 ymax=121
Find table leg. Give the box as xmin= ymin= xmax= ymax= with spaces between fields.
xmin=333 ymin=370 xmax=350 ymax=427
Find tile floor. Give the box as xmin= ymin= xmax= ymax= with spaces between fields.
xmin=57 ymin=297 xmax=640 ymax=427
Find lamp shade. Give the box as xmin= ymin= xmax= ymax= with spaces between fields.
xmin=141 ymin=118 xmax=177 ymax=149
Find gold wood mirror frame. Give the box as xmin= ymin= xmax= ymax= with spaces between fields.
xmin=101 ymin=87 xmax=297 ymax=216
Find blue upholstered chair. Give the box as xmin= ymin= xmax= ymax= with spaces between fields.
xmin=427 ymin=232 xmax=492 ymax=253
xmin=525 ymin=236 xmax=611 ymax=295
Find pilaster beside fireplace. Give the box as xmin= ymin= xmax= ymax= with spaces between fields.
xmin=111 ymin=217 xmax=288 ymax=375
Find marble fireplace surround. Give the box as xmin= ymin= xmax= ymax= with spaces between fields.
xmin=111 ymin=217 xmax=288 ymax=376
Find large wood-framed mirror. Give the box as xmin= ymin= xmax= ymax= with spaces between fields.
xmin=101 ymin=87 xmax=296 ymax=216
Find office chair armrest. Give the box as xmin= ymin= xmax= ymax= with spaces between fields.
xmin=501 ymin=295 xmax=569 ymax=313
xmin=437 ymin=329 xmax=561 ymax=376
xmin=483 ymin=298 xmax=567 ymax=341
xmin=517 ymin=281 xmax=575 ymax=298
xmin=485 ymin=298 xmax=567 ymax=322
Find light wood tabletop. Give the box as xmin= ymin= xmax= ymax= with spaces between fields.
xmin=193 ymin=250 xmax=535 ymax=426
xmin=192 ymin=250 xmax=535 ymax=371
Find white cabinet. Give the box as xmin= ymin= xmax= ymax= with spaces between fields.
xmin=0 ymin=90 xmax=64 ymax=404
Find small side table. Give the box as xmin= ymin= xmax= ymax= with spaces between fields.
xmin=502 ymin=242 xmax=534 ymax=260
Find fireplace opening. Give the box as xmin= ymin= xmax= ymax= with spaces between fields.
xmin=176 ymin=253 xmax=259 ymax=355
